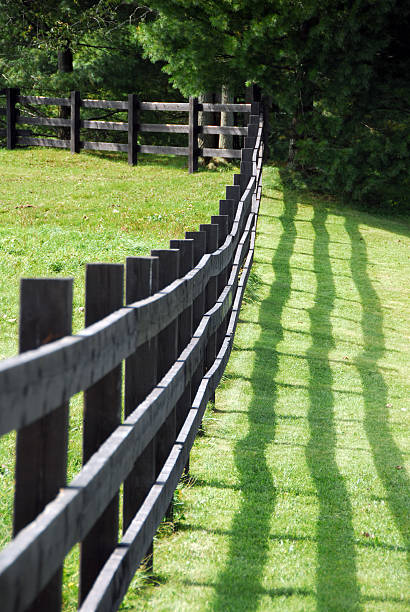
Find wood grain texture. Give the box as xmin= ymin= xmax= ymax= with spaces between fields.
xmin=201 ymin=125 xmax=247 ymax=136
xmin=82 ymin=99 xmax=128 ymax=110
xmin=81 ymin=141 xmax=128 ymax=152
xmin=201 ymin=147 xmax=241 ymax=159
xmin=139 ymin=102 xmax=189 ymax=112
xmin=16 ymin=116 xmax=71 ymax=127
xmin=140 ymin=123 xmax=189 ymax=133
xmin=138 ymin=144 xmax=188 ymax=156
xmin=123 ymin=257 xmax=158 ymax=567
xmin=18 ymin=95 xmax=70 ymax=106
xmin=150 ymin=249 xmax=179 ymax=482
xmin=81 ymin=120 xmax=128 ymax=131
xmin=200 ymin=103 xmax=251 ymax=112
xmin=17 ymin=136 xmax=70 ymax=148
xmin=80 ymin=263 xmax=124 ymax=604
xmin=14 ymin=278 xmax=73 ymax=612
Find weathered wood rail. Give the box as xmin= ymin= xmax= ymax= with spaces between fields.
xmin=2 ymin=88 xmax=253 ymax=172
xmin=0 ymin=109 xmax=264 ymax=611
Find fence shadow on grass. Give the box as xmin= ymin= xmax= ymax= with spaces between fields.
xmin=211 ymin=188 xmax=298 ymax=611
xmin=305 ymin=202 xmax=361 ymax=611
xmin=345 ymin=217 xmax=409 ymax=566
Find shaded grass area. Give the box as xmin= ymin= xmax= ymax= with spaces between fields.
xmin=121 ymin=166 xmax=409 ymax=611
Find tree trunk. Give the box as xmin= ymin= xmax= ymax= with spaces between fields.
xmin=198 ymin=92 xmax=218 ymax=163
xmin=58 ymin=47 xmax=73 ymax=140
xmin=219 ymin=84 xmax=233 ymax=150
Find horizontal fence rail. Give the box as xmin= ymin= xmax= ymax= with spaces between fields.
xmin=3 ymin=89 xmax=257 ymax=171
xmin=0 ymin=111 xmax=264 ymax=611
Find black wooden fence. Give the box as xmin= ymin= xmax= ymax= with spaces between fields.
xmin=0 ymin=109 xmax=264 ymax=611
xmin=1 ymin=88 xmax=254 ymax=172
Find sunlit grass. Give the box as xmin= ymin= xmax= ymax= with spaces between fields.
xmin=0 ymin=147 xmax=238 ymax=609
xmin=0 ymin=156 xmax=408 ymax=610
xmin=119 ymin=166 xmax=409 ymax=611
xmin=0 ymin=147 xmax=237 ymax=359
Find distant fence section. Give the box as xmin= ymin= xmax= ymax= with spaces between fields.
xmin=1 ymin=88 xmax=256 ymax=172
xmin=0 ymin=109 xmax=264 ymax=611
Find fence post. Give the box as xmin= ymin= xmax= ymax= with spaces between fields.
xmin=6 ymin=87 xmax=19 ymax=149
xmin=150 ymin=249 xmax=180 ymax=488
xmin=71 ymin=90 xmax=81 ymax=153
xmin=200 ymin=223 xmax=219 ymax=403
xmin=79 ymin=263 xmax=124 ymax=604
xmin=211 ymin=215 xmax=229 ymax=354
xmin=169 ymin=238 xmax=194 ymax=436
xmin=123 ymin=256 xmax=159 ymax=570
xmin=188 ymin=96 xmax=199 ymax=173
xmin=14 ymin=278 xmax=73 ymax=612
xmin=184 ymin=230 xmax=207 ymax=415
xmin=128 ymin=93 xmax=139 ymax=166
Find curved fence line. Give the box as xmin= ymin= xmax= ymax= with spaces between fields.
xmin=0 ymin=111 xmax=264 ymax=612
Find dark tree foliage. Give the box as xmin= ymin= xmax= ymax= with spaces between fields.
xmin=138 ymin=0 xmax=410 ymax=210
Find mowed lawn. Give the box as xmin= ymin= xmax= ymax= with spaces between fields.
xmin=0 ymin=147 xmax=237 ymax=360
xmin=0 ymin=148 xmax=237 ymax=599
xmin=0 ymin=153 xmax=409 ymax=611
xmin=119 ymin=167 xmax=409 ymax=611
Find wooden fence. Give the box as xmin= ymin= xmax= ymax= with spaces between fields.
xmin=0 ymin=109 xmax=264 ymax=611
xmin=0 ymin=88 xmax=255 ymax=172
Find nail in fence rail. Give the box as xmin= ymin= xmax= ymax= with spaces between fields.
xmin=14 ymin=278 xmax=73 ymax=612
xmin=0 ymin=112 xmax=264 ymax=612
xmin=80 ymin=263 xmax=124 ymax=604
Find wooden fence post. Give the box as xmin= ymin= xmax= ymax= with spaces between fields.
xmin=123 ymin=256 xmax=159 ymax=570
xmin=150 ymin=249 xmax=180 ymax=483
xmin=169 ymin=238 xmax=194 ymax=436
xmin=211 ymin=215 xmax=229 ymax=355
xmin=80 ymin=263 xmax=124 ymax=604
xmin=70 ymin=90 xmax=81 ymax=153
xmin=188 ymin=96 xmax=199 ymax=173
xmin=14 ymin=278 xmax=73 ymax=612
xmin=211 ymin=214 xmax=229 ymax=291
xmin=184 ymin=230 xmax=207 ymax=409
xmin=199 ymin=224 xmax=219 ymax=403
xmin=6 ymin=87 xmax=19 ymax=149
xmin=128 ymin=94 xmax=139 ymax=166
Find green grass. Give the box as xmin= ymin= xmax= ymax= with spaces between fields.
xmin=0 ymin=147 xmax=237 ymax=359
xmin=0 ymin=147 xmax=238 ymax=608
xmin=1 ymin=156 xmax=409 ymax=610
xmin=118 ymin=166 xmax=409 ymax=611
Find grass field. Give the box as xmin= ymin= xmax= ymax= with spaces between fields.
xmin=0 ymin=147 xmax=238 ymax=607
xmin=117 ymin=166 xmax=409 ymax=611
xmin=0 ymin=154 xmax=409 ymax=610
xmin=0 ymin=148 xmax=236 ymax=359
